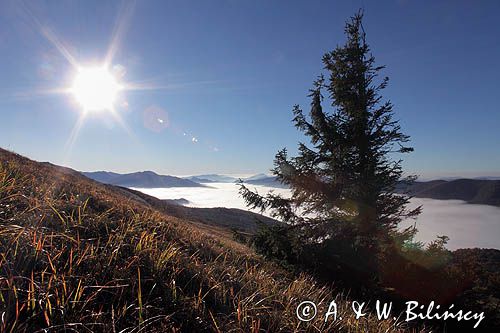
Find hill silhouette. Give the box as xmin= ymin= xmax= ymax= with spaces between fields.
xmin=397 ymin=179 xmax=500 ymax=206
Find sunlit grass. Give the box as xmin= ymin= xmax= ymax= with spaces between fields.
xmin=0 ymin=149 xmax=426 ymax=332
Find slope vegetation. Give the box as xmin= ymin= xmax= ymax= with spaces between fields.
xmin=0 ymin=148 xmax=412 ymax=332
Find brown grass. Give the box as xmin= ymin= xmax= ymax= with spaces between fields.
xmin=0 ymin=148 xmax=424 ymax=332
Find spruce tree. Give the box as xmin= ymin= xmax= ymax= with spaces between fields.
xmin=240 ymin=11 xmax=420 ymax=272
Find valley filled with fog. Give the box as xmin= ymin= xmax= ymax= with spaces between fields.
xmin=134 ymin=183 xmax=500 ymax=251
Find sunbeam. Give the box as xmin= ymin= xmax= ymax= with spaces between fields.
xmin=64 ymin=112 xmax=87 ymax=161
xmin=109 ymin=107 xmax=139 ymax=144
xmin=40 ymin=26 xmax=80 ymax=69
xmin=104 ymin=1 xmax=136 ymax=67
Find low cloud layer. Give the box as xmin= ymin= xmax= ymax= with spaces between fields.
xmin=135 ymin=184 xmax=500 ymax=251
xmin=401 ymin=198 xmax=500 ymax=250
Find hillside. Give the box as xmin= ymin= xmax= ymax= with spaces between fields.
xmin=397 ymin=179 xmax=500 ymax=206
xmin=0 ymin=148 xmax=409 ymax=332
xmin=83 ymin=170 xmax=205 ymax=188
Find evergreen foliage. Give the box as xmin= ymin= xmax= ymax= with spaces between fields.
xmin=240 ymin=11 xmax=421 ymax=283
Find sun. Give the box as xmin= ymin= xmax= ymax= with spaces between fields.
xmin=71 ymin=66 xmax=121 ymax=112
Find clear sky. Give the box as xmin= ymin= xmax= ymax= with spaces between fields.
xmin=0 ymin=0 xmax=499 ymax=178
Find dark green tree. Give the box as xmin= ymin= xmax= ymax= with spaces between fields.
xmin=240 ymin=11 xmax=420 ymax=276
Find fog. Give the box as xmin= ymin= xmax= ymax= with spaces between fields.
xmin=134 ymin=183 xmax=500 ymax=251
xmin=134 ymin=183 xmax=291 ymax=211
xmin=401 ymin=198 xmax=500 ymax=250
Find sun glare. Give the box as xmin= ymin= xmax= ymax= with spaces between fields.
xmin=71 ymin=67 xmax=121 ymax=112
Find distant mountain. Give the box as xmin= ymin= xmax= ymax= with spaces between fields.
xmin=185 ymin=173 xmax=285 ymax=186
xmin=82 ymin=171 xmax=121 ymax=184
xmin=234 ymin=173 xmax=289 ymax=188
xmin=185 ymin=174 xmax=237 ymax=183
xmin=82 ymin=171 xmax=205 ymax=188
xmin=244 ymin=173 xmax=270 ymax=181
xmin=185 ymin=176 xmax=217 ymax=183
xmin=397 ymin=179 xmax=500 ymax=206
xmin=244 ymin=176 xmax=289 ymax=188
xmin=474 ymin=176 xmax=500 ymax=180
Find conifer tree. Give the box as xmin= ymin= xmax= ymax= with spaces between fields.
xmin=240 ymin=11 xmax=420 ymax=267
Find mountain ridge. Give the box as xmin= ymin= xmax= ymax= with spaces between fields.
xmin=184 ymin=174 xmax=237 ymax=183
xmin=83 ymin=170 xmax=205 ymax=188
xmin=397 ymin=178 xmax=500 ymax=206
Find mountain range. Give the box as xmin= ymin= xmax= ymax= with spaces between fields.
xmin=184 ymin=173 xmax=289 ymax=188
xmin=82 ymin=170 xmax=204 ymax=188
xmin=183 ymin=174 xmax=237 ymax=183
xmin=83 ymin=170 xmax=500 ymax=207
xmin=83 ymin=171 xmax=285 ymax=188
xmin=185 ymin=174 xmax=500 ymax=204
xmin=242 ymin=176 xmax=288 ymax=188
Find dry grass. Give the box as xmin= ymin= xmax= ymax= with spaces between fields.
xmin=0 ymin=148 xmax=424 ymax=332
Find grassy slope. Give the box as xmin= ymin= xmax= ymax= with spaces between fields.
xmin=0 ymin=148 xmax=417 ymax=332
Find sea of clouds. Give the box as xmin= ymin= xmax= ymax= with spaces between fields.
xmin=134 ymin=183 xmax=500 ymax=251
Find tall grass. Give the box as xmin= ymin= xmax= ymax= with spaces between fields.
xmin=0 ymin=150 xmax=425 ymax=332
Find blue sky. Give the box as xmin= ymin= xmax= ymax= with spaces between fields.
xmin=0 ymin=0 xmax=499 ymax=178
